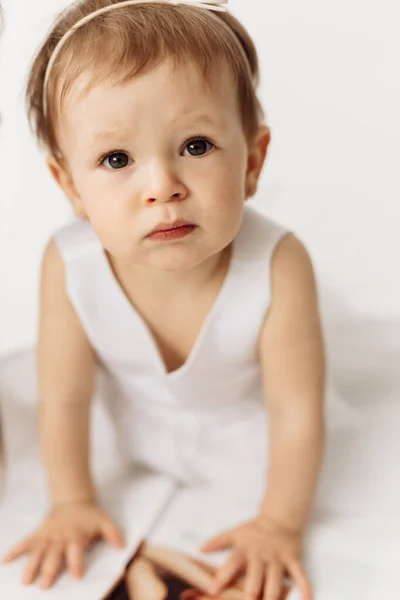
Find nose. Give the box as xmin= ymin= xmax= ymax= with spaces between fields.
xmin=142 ymin=159 xmax=188 ymax=206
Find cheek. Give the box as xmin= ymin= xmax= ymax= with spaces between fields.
xmin=82 ymin=195 xmax=129 ymax=254
xmin=222 ymin=152 xmax=247 ymax=194
xmin=69 ymin=169 xmax=134 ymax=256
xmin=204 ymin=155 xmax=247 ymax=203
xmin=77 ymin=177 xmax=120 ymax=228
xmin=213 ymin=168 xmax=246 ymax=215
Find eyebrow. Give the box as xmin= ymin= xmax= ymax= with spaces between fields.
xmin=91 ymin=114 xmax=219 ymax=142
xmin=92 ymin=129 xmax=130 ymax=143
xmin=177 ymin=113 xmax=218 ymax=127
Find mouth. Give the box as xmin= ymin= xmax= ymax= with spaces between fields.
xmin=148 ymin=219 xmax=194 ymax=235
xmin=146 ymin=219 xmax=197 ymax=242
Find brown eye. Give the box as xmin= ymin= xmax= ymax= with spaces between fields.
xmin=102 ymin=152 xmax=131 ymax=170
xmin=184 ymin=138 xmax=214 ymax=157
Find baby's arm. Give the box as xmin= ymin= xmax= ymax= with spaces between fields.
xmin=38 ymin=238 xmax=96 ymax=504
xmin=2 ymin=240 xmax=124 ymax=588
xmin=259 ymin=233 xmax=325 ymax=532
xmin=203 ymin=234 xmax=324 ymax=600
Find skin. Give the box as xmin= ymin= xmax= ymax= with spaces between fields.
xmin=3 ymin=54 xmax=325 ymax=600
xmin=50 ymin=59 xmax=268 ymax=282
xmin=124 ymin=543 xmax=292 ymax=600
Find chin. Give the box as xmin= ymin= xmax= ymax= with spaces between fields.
xmin=150 ymin=257 xmax=201 ymax=272
xmin=147 ymin=248 xmax=206 ymax=272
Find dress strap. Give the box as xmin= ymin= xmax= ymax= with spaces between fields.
xmin=53 ymin=219 xmax=102 ymax=263
xmin=233 ymin=205 xmax=290 ymax=263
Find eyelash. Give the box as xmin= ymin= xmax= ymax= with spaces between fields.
xmin=97 ymin=135 xmax=216 ymax=168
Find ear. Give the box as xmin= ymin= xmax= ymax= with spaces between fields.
xmin=245 ymin=125 xmax=271 ymax=199
xmin=46 ymin=154 xmax=85 ymax=217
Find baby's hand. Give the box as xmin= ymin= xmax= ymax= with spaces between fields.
xmin=2 ymin=500 xmax=125 ymax=590
xmin=201 ymin=517 xmax=312 ymax=600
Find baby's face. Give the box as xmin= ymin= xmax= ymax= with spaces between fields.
xmin=58 ymin=59 xmax=253 ymax=272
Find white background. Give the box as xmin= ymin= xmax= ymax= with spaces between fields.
xmin=0 ymin=0 xmax=399 ymax=357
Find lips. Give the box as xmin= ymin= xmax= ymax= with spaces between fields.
xmin=148 ymin=219 xmax=194 ymax=235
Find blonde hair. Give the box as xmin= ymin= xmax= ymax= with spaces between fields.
xmin=26 ymin=0 xmax=265 ymax=158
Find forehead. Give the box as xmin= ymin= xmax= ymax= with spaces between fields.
xmin=61 ymin=59 xmax=239 ymax=147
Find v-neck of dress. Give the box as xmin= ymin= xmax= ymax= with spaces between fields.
xmin=98 ymin=236 xmax=240 ymax=379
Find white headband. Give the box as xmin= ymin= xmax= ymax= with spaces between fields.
xmin=42 ymin=0 xmax=228 ymax=117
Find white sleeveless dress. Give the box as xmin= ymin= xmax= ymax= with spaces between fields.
xmin=53 ymin=205 xmax=350 ymax=492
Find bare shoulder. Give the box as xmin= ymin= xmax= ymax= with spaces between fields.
xmin=40 ymin=237 xmax=74 ymax=313
xmin=41 ymin=237 xmax=64 ymax=279
xmin=261 ymin=232 xmax=323 ymax=345
xmin=38 ymin=237 xmax=95 ymax=404
xmin=271 ymin=233 xmax=317 ymax=295
xmin=260 ymin=235 xmax=325 ymax=415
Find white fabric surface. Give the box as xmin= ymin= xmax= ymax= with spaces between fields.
xmin=51 ymin=205 xmax=288 ymax=486
xmin=1 ymin=305 xmax=400 ymax=512
xmin=0 ymin=315 xmax=400 ymax=598
xmin=148 ymin=487 xmax=400 ymax=599
xmin=48 ymin=204 xmax=356 ymax=489
xmin=1 ymin=322 xmax=399 ymax=518
xmin=0 ymin=363 xmax=177 ymax=598
xmin=1 ymin=280 xmax=400 ymax=596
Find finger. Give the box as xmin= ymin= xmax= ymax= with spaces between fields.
xmin=264 ymin=562 xmax=284 ymax=600
xmin=281 ymin=579 xmax=293 ymax=600
xmin=66 ymin=542 xmax=85 ymax=580
xmin=287 ymin=560 xmax=313 ymax=600
xmin=101 ymin=518 xmax=125 ymax=549
xmin=22 ymin=542 xmax=47 ymax=585
xmin=201 ymin=530 xmax=234 ymax=553
xmin=38 ymin=543 xmax=65 ymax=590
xmin=244 ymin=558 xmax=264 ymax=600
xmin=126 ymin=557 xmax=168 ymax=600
xmin=209 ymin=552 xmax=245 ymax=595
xmin=2 ymin=537 xmax=33 ymax=563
